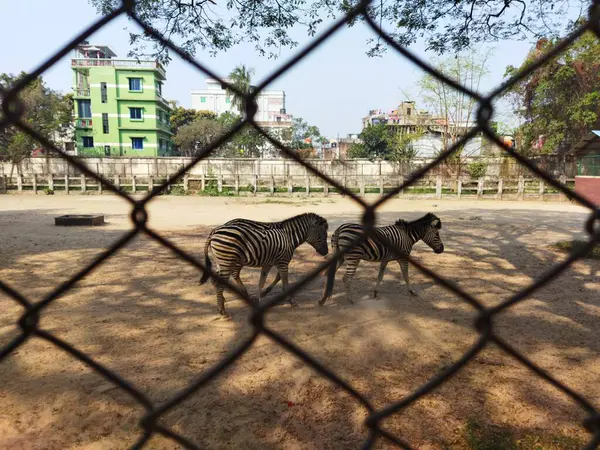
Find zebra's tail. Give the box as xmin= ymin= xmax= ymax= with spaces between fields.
xmin=199 ymin=231 xmax=214 ymax=285
xmin=324 ymin=228 xmax=341 ymax=299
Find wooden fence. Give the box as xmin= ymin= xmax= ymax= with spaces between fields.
xmin=0 ymin=173 xmax=574 ymax=201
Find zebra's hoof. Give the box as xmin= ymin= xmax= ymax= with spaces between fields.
xmin=409 ymin=289 xmax=418 ymax=296
xmin=373 ymin=290 xmax=378 ymax=299
xmin=317 ymin=298 xmax=326 ymax=306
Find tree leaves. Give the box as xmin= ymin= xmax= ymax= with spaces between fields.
xmin=89 ymin=0 xmax=581 ymax=63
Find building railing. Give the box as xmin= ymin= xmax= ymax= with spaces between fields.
xmin=577 ymin=156 xmax=600 ymax=176
xmin=71 ymin=58 xmax=166 ymax=77
xmin=76 ymin=118 xmax=93 ymax=128
xmin=74 ymin=88 xmax=90 ymax=97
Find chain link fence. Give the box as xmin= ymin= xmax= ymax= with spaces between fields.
xmin=1 ymin=0 xmax=600 ymax=448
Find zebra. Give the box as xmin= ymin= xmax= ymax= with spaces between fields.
xmin=318 ymin=212 xmax=444 ymax=306
xmin=199 ymin=213 xmax=329 ymax=316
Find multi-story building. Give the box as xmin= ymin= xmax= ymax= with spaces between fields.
xmin=362 ymin=101 xmax=495 ymax=157
xmin=190 ymin=79 xmax=293 ymax=125
xmin=71 ymin=42 xmax=173 ymax=157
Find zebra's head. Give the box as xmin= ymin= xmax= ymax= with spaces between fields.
xmin=420 ymin=213 xmax=444 ymax=254
xmin=306 ymin=214 xmax=329 ymax=256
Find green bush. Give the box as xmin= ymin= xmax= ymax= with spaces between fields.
xmin=468 ymin=161 xmax=488 ymax=178
xmin=44 ymin=188 xmax=54 ymax=195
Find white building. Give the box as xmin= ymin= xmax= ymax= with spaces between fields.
xmin=191 ymin=79 xmax=292 ymax=125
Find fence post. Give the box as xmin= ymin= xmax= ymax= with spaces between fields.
xmin=201 ymin=173 xmax=206 ymax=192
xmin=80 ymin=174 xmax=86 ymax=193
xmin=324 ymin=181 xmax=329 ymax=197
xmin=497 ymin=178 xmax=503 ymax=200
xmin=65 ymin=174 xmax=69 ymax=195
xmin=435 ymin=175 xmax=442 ymax=199
xmin=32 ymin=174 xmax=37 ymax=194
xmin=218 ymin=175 xmax=223 ymax=193
xmin=48 ymin=174 xmax=54 ymax=192
xmin=559 ymin=175 xmax=567 ymax=201
xmin=518 ymin=175 xmax=524 ymax=199
xmin=360 ymin=177 xmax=365 ymax=196
xmin=183 ymin=174 xmax=188 ymax=193
xmin=270 ymin=175 xmax=275 ymax=195
xmin=539 ymin=179 xmax=545 ymax=200
xmin=132 ymin=175 xmax=137 ymax=194
xmin=398 ymin=176 xmax=404 ymax=198
xmin=17 ymin=174 xmax=23 ymax=192
xmin=342 ymin=175 xmax=347 ymax=197
xmin=235 ymin=175 xmax=239 ymax=196
xmin=306 ymin=174 xmax=310 ymax=197
xmin=379 ymin=175 xmax=384 ymax=195
xmin=457 ymin=178 xmax=462 ymax=199
xmin=254 ymin=174 xmax=258 ymax=196
xmin=147 ymin=176 xmax=153 ymax=195
xmin=477 ymin=177 xmax=484 ymax=199
xmin=2 ymin=175 xmax=7 ymax=194
xmin=287 ymin=176 xmax=293 ymax=197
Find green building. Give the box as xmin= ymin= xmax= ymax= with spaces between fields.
xmin=71 ymin=43 xmax=173 ymax=157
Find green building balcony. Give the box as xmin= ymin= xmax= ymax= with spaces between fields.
xmin=73 ymin=88 xmax=90 ymax=98
xmin=76 ymin=118 xmax=93 ymax=128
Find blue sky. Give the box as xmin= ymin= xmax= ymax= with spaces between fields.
xmin=1 ymin=1 xmax=547 ymax=137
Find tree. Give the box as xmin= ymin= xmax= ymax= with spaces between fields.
xmin=504 ymin=29 xmax=600 ymax=154
xmin=0 ymin=72 xmax=73 ymax=171
xmin=418 ymin=50 xmax=491 ymax=178
xmin=217 ymin=112 xmax=266 ymax=157
xmin=170 ymin=106 xmax=216 ymax=135
xmin=348 ymin=123 xmax=391 ymax=160
xmin=173 ymin=118 xmax=225 ymax=157
xmin=90 ymin=0 xmax=581 ymax=63
xmin=226 ymin=65 xmax=255 ymax=116
xmin=279 ymin=117 xmax=323 ymax=149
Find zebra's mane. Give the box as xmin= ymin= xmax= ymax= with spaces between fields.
xmin=281 ymin=212 xmax=328 ymax=229
xmin=395 ymin=213 xmax=441 ymax=229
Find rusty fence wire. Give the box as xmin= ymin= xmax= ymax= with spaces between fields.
xmin=1 ymin=0 xmax=600 ymax=448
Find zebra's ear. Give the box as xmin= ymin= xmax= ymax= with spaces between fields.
xmin=430 ymin=218 xmax=441 ymax=229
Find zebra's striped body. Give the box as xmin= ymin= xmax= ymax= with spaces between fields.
xmin=319 ymin=213 xmax=444 ymax=305
xmin=200 ymin=213 xmax=329 ymax=316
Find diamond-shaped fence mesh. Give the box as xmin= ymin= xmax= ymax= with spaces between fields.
xmin=1 ymin=0 xmax=600 ymax=448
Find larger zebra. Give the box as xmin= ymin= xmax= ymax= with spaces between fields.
xmin=319 ymin=213 xmax=444 ymax=306
xmin=200 ymin=213 xmax=329 ymax=316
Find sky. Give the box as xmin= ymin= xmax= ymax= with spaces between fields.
xmin=0 ymin=1 xmax=553 ymax=138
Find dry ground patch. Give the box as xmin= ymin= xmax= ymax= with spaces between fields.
xmin=0 ymin=195 xmax=598 ymax=449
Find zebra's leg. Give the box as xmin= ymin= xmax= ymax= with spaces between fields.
xmin=342 ymin=259 xmax=361 ymax=304
xmin=318 ymin=257 xmax=344 ymax=306
xmin=232 ymin=267 xmax=251 ymax=303
xmin=215 ymin=267 xmax=233 ymax=316
xmin=260 ymin=270 xmax=280 ymax=297
xmin=398 ymin=257 xmax=418 ymax=296
xmin=257 ymin=264 xmax=273 ymax=306
xmin=276 ymin=262 xmax=296 ymax=307
xmin=373 ymin=260 xmax=388 ymax=299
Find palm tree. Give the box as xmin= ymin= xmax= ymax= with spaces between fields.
xmin=226 ymin=64 xmax=255 ymax=117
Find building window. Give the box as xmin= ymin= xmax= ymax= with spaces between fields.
xmin=129 ymin=78 xmax=142 ymax=92
xmin=129 ymin=108 xmax=143 ymax=120
xmin=100 ymin=82 xmax=107 ymax=103
xmin=82 ymin=136 xmax=94 ymax=148
xmin=131 ymin=138 xmax=144 ymax=150
xmin=407 ymin=108 xmax=412 ymax=116
xmin=200 ymin=96 xmax=206 ymax=103
xmin=77 ymin=100 xmax=91 ymax=118
xmin=225 ymin=97 xmax=231 ymax=104
xmin=155 ymin=81 xmax=162 ymax=96
xmin=102 ymin=113 xmax=109 ymax=134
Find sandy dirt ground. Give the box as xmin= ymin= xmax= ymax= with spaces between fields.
xmin=0 ymin=194 xmax=598 ymax=449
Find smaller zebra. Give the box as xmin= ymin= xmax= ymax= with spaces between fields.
xmin=200 ymin=213 xmax=329 ymax=316
xmin=319 ymin=213 xmax=444 ymax=306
